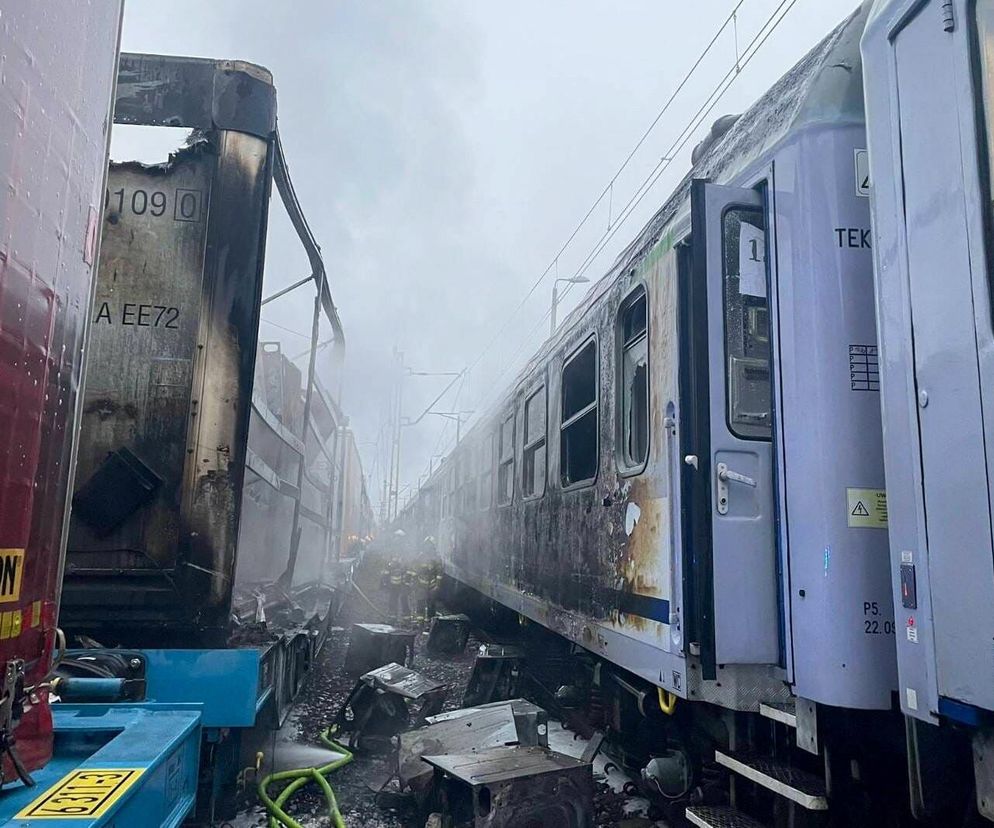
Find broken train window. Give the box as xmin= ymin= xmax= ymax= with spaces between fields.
xmin=618 ymin=287 xmax=649 ymax=470
xmin=560 ymin=338 xmax=598 ymax=487
xmin=522 ymin=385 xmax=547 ymax=498
xmin=497 ymin=412 xmax=514 ymax=505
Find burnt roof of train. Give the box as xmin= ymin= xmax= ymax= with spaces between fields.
xmin=426 ymin=3 xmax=868 ymax=485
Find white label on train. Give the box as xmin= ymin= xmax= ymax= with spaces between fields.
xmin=738 ymin=222 xmax=766 ymax=298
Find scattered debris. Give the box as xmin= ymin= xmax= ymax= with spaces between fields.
xmin=581 ymin=730 xmax=607 ymax=764
xmin=462 ymin=644 xmax=525 ymax=706
xmin=423 ymin=744 xmax=594 ymax=827
xmin=399 ymin=698 xmax=549 ymax=794
xmin=232 ymin=556 xmax=661 ymax=827
xmin=334 ymin=662 xmax=447 ymax=752
xmin=426 ymin=613 xmax=472 ymax=656
xmin=344 ymin=622 xmax=418 ymax=675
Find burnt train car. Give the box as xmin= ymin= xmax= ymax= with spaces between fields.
xmin=411 ymin=5 xmax=925 ymax=825
xmin=61 ymin=54 xmax=350 ymax=659
xmin=0 ymin=35 xmax=370 ymax=821
xmin=334 ymin=426 xmax=374 ymax=561
xmin=237 ymin=341 xmax=368 ymax=629
xmin=0 ymin=0 xmax=122 ymax=782
xmin=45 ymin=54 xmax=359 ymax=810
xmin=62 ymin=55 xmax=283 ymax=647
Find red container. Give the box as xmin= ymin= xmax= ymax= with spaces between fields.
xmin=0 ymin=1 xmax=122 ymax=776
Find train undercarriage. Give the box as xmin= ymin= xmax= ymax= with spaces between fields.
xmin=445 ymin=577 xmax=973 ymax=828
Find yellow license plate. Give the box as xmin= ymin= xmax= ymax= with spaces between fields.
xmin=16 ymin=768 xmax=145 ymax=819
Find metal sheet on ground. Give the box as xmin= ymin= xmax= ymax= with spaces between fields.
xmin=399 ymin=702 xmax=519 ymax=787
xmin=361 ymin=662 xmax=447 ymax=699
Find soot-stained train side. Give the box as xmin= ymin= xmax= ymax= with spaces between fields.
xmin=401 ymin=5 xmax=926 ymax=825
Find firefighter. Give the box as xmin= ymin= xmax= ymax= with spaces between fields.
xmin=417 ymin=537 xmax=442 ymax=621
xmin=381 ymin=556 xmax=411 ymax=624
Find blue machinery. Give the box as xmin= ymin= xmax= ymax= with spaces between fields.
xmin=0 ymin=650 xmax=264 ymax=826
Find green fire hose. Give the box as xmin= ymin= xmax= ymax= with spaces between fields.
xmin=258 ymin=726 xmax=353 ymax=828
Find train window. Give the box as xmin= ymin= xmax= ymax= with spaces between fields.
xmin=522 ymin=386 xmax=547 ymax=498
xmin=560 ymin=339 xmax=598 ymax=486
xmin=497 ymin=413 xmax=514 ymax=505
xmin=618 ymin=289 xmax=649 ymax=470
xmin=463 ymin=449 xmax=477 ymax=513
xmin=448 ymin=467 xmax=457 ymax=517
xmin=479 ymin=434 xmax=493 ymax=510
xmin=454 ymin=455 xmax=463 ymax=516
xmin=722 ymin=207 xmax=772 ymax=440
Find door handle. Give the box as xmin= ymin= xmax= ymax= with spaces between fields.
xmin=716 ymin=462 xmax=756 ymax=515
xmin=718 ymin=465 xmax=756 ymax=487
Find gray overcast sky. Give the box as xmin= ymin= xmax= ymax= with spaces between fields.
xmin=117 ymin=0 xmax=858 ymax=516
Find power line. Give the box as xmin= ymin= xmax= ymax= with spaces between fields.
xmin=470 ymin=0 xmax=802 ymax=418
xmin=260 ymin=317 xmax=312 ymax=340
xmin=410 ymin=0 xmax=804 ymax=491
xmin=458 ymin=0 xmax=753 ymax=384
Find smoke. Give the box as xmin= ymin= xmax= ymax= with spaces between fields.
xmin=120 ymin=0 xmax=859 ymax=517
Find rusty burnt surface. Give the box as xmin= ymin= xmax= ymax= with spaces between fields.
xmin=63 ymin=119 xmax=274 ymax=645
xmin=428 ymin=248 xmax=676 ymax=651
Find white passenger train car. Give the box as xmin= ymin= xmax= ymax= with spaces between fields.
xmin=409 ymin=5 xmax=926 ymax=825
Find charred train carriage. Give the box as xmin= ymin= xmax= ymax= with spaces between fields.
xmin=63 ymin=55 xmax=355 ymax=652
xmin=0 ymin=19 xmax=368 ymax=825
xmin=404 ymin=3 xmax=994 ymax=825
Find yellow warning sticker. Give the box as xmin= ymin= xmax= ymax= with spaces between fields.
xmin=16 ymin=768 xmax=145 ymax=819
xmin=847 ymin=488 xmax=888 ymax=529
xmin=0 ymin=549 xmax=24 ymax=604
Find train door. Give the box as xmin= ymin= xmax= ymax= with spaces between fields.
xmin=683 ymin=180 xmax=779 ymax=674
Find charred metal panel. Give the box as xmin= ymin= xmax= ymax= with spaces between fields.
xmin=115 ymin=54 xmax=275 ymax=139
xmin=63 ymin=57 xmax=276 ymax=645
xmin=236 ymin=344 xmax=304 ymax=586
xmin=70 ymin=146 xmax=215 ymax=574
xmin=235 ymin=342 xmax=344 ymax=610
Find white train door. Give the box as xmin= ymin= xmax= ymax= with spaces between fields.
xmin=686 ymin=180 xmax=779 ymax=669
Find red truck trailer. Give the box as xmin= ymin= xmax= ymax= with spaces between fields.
xmin=0 ymin=1 xmax=122 ymax=779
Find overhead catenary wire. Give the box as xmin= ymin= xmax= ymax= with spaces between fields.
xmin=458 ymin=0 xmax=751 ymax=385
xmin=467 ymin=0 xmax=802 ymax=423
xmin=410 ymin=2 xmax=762 ymax=487
xmin=260 ymin=317 xmax=313 ymax=341
xmin=403 ymin=0 xmax=803 ymax=498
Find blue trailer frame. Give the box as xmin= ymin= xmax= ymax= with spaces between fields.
xmin=0 ymin=649 xmax=262 ymax=827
